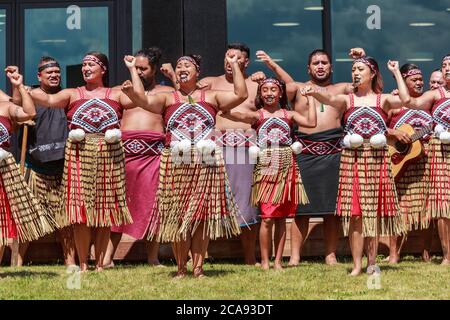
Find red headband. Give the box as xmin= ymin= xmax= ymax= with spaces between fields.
xmin=177 ymin=56 xmax=200 ymax=72
xmin=442 ymin=56 xmax=450 ymax=63
xmin=83 ymin=55 xmax=107 ymax=71
xmin=260 ymin=78 xmax=283 ymax=93
xmin=353 ymin=58 xmax=376 ymax=74
xmin=401 ymin=69 xmax=422 ymax=79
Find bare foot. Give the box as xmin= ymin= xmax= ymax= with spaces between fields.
xmin=148 ymin=259 xmax=163 ymax=267
xmin=349 ymin=268 xmax=362 ymax=276
xmin=325 ymin=254 xmax=338 ymax=265
xmin=173 ymin=269 xmax=187 ymax=279
xmin=422 ymin=251 xmax=431 ymax=262
xmin=79 ymin=263 xmax=89 ymax=273
xmin=193 ymin=267 xmax=206 ymax=278
xmin=388 ymin=255 xmax=400 ymax=264
xmin=95 ymin=266 xmax=104 ymax=272
xmin=260 ymin=262 xmax=270 ymax=270
xmin=441 ymin=259 xmax=450 ymax=265
xmin=274 ymin=262 xmax=283 ymax=270
xmin=288 ymin=258 xmax=300 ymax=267
xmin=103 ymin=261 xmax=115 ymax=269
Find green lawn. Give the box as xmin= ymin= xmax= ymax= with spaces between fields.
xmin=1 ymin=256 xmax=449 ymax=300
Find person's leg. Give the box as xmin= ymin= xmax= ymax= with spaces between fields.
xmin=323 ymin=215 xmax=340 ymax=265
xmin=288 ymin=216 xmax=309 ymax=266
xmin=146 ymin=240 xmax=161 ymax=266
xmin=273 ymin=218 xmax=287 ymax=270
xmin=17 ymin=242 xmax=30 ymax=267
xmin=94 ymin=227 xmax=111 ymax=271
xmin=191 ymin=223 xmax=210 ymax=277
xmin=103 ymin=231 xmax=122 ymax=268
xmin=437 ymin=218 xmax=450 ymax=265
xmin=239 ymin=223 xmax=259 ymax=265
xmin=348 ymin=217 xmax=364 ymax=276
xmin=388 ymin=235 xmax=401 ymax=264
xmin=0 ymin=245 xmax=4 ymax=265
xmin=366 ymin=236 xmax=379 ymax=269
xmin=259 ymin=218 xmax=274 ymax=270
xmin=172 ymin=234 xmax=192 ymax=278
xmin=421 ymin=222 xmax=434 ymax=262
xmin=59 ymin=226 xmax=77 ymax=266
xmin=73 ymin=224 xmax=92 ymax=272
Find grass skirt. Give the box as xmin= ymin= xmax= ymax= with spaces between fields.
xmin=57 ymin=134 xmax=132 ymax=228
xmin=0 ymin=153 xmax=56 ymax=245
xmin=423 ymin=137 xmax=450 ymax=219
xmin=336 ymin=145 xmax=405 ymax=237
xmin=148 ymin=147 xmax=241 ymax=242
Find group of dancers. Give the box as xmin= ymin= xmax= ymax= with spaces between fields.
xmin=0 ymin=43 xmax=448 ymax=278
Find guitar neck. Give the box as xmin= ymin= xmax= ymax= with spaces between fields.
xmin=410 ymin=124 xmax=433 ymax=142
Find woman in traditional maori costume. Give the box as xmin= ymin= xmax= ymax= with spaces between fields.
xmin=122 ymin=53 xmax=247 ymax=278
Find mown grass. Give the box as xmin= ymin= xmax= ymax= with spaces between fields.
xmin=0 ymin=256 xmax=448 ymax=300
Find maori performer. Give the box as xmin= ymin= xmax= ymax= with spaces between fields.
xmin=387 ymin=64 xmax=434 ymax=263
xmin=0 ymin=71 xmax=55 ymax=247
xmin=199 ymin=43 xmax=260 ymax=265
xmin=29 ymin=52 xmax=134 ymax=272
xmin=122 ymin=53 xmax=247 ymax=278
xmin=105 ymin=48 xmax=173 ymax=267
xmin=303 ymin=56 xmax=406 ymax=275
xmin=429 ymin=69 xmax=445 ymax=90
xmin=257 ymin=49 xmax=362 ymax=265
xmin=222 ymin=78 xmax=316 ymax=270
xmin=390 ymin=56 xmax=450 ymax=265
xmin=12 ymin=58 xmax=75 ymax=266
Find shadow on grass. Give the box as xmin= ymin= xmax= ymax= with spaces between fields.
xmin=0 ymin=270 xmax=59 ymax=279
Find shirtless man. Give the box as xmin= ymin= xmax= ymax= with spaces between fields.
xmin=104 ymin=47 xmax=173 ymax=267
xmin=257 ymin=48 xmax=363 ymax=265
xmin=199 ymin=43 xmax=260 ymax=265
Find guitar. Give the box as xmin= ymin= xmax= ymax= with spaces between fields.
xmin=388 ymin=123 xmax=433 ymax=180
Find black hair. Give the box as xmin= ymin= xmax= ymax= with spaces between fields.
xmin=308 ymin=49 xmax=331 ymax=65
xmin=39 ymin=56 xmax=58 ymax=65
xmin=134 ymin=47 xmax=162 ymax=68
xmin=227 ymin=42 xmax=250 ymax=58
xmin=353 ymin=56 xmax=383 ymax=94
xmin=400 ymin=63 xmax=421 ymax=78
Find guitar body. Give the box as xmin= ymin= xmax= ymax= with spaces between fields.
xmin=388 ymin=123 xmax=425 ymax=180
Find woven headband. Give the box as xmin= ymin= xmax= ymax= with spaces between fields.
xmin=401 ymin=68 xmax=422 ymax=79
xmin=83 ymin=55 xmax=107 ymax=71
xmin=177 ymin=56 xmax=200 ymax=72
xmin=38 ymin=62 xmax=60 ymax=73
xmin=353 ymin=58 xmax=376 ymax=74
xmin=259 ymin=78 xmax=283 ymax=93
xmin=442 ymin=55 xmax=450 ymax=63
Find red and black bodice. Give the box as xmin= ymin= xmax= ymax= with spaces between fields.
xmin=432 ymin=87 xmax=450 ymax=129
xmin=0 ymin=115 xmax=12 ymax=149
xmin=252 ymin=109 xmax=293 ymax=147
xmin=343 ymin=93 xmax=388 ymax=139
xmin=66 ymin=87 xmax=122 ymax=133
xmin=389 ymin=108 xmax=433 ymax=140
xmin=163 ymin=90 xmax=217 ymax=145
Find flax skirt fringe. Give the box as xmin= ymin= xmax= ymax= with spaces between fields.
xmin=336 ymin=145 xmax=405 ymax=237
xmin=251 ymin=147 xmax=309 ymax=206
xmin=57 ymin=134 xmax=132 ymax=228
xmin=148 ymin=147 xmax=241 ymax=243
xmin=395 ymin=143 xmax=429 ymax=231
xmin=27 ymin=170 xmax=63 ymax=219
xmin=0 ymin=153 xmax=56 ymax=245
xmin=424 ymin=137 xmax=450 ymax=220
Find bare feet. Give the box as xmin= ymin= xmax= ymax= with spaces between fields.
xmin=388 ymin=255 xmax=400 ymax=264
xmin=349 ymin=268 xmax=362 ymax=276
xmin=325 ymin=254 xmax=338 ymax=265
xmin=441 ymin=258 xmax=450 ymax=265
xmin=193 ymin=267 xmax=206 ymax=278
xmin=173 ymin=269 xmax=187 ymax=279
xmin=103 ymin=261 xmax=115 ymax=269
xmin=79 ymin=263 xmax=89 ymax=273
xmin=288 ymin=258 xmax=300 ymax=267
xmin=147 ymin=259 xmax=163 ymax=267
xmin=95 ymin=266 xmax=104 ymax=272
xmin=273 ymin=262 xmax=283 ymax=270
xmin=422 ymin=251 xmax=432 ymax=262
xmin=260 ymin=261 xmax=270 ymax=270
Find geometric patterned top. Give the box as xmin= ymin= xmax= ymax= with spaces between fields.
xmin=252 ymin=109 xmax=292 ymax=147
xmin=432 ymin=87 xmax=450 ymax=129
xmin=164 ymin=90 xmax=217 ymax=145
xmin=344 ymin=93 xmax=387 ymax=139
xmin=0 ymin=115 xmax=11 ymax=148
xmin=389 ymin=108 xmax=433 ymax=140
xmin=66 ymin=87 xmax=122 ymax=133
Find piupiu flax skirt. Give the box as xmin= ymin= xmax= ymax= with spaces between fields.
xmin=0 ymin=152 xmax=56 ymax=245
xmin=423 ymin=137 xmax=450 ymax=220
xmin=252 ymin=147 xmax=309 ymax=218
xmin=148 ymin=147 xmax=241 ymax=242
xmin=27 ymin=170 xmax=63 ymax=219
xmin=57 ymin=134 xmax=132 ymax=228
xmin=395 ymin=142 xmax=429 ymax=231
xmin=336 ymin=145 xmax=405 ymax=237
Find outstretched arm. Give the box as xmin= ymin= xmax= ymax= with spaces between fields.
xmin=214 ymin=55 xmax=248 ymax=112
xmin=256 ymin=50 xmax=294 ymax=83
xmin=221 ymin=110 xmax=259 ymax=125
xmin=301 ymin=85 xmax=348 ymax=113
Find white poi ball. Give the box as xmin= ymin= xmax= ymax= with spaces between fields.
xmin=369 ymin=133 xmax=387 ymax=149
xmin=434 ymin=124 xmax=446 ymax=135
xmin=439 ymin=131 xmax=450 ymax=144
xmin=349 ymin=133 xmax=364 ymax=149
xmin=0 ymin=148 xmax=9 ymax=161
xmin=249 ymin=145 xmax=261 ymax=160
xmin=342 ymin=134 xmax=351 ymax=149
xmin=104 ymin=129 xmax=122 ymax=143
xmin=68 ymin=128 xmax=86 ymax=142
xmin=178 ymin=139 xmax=192 ymax=153
xmin=290 ymin=141 xmax=303 ymax=154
